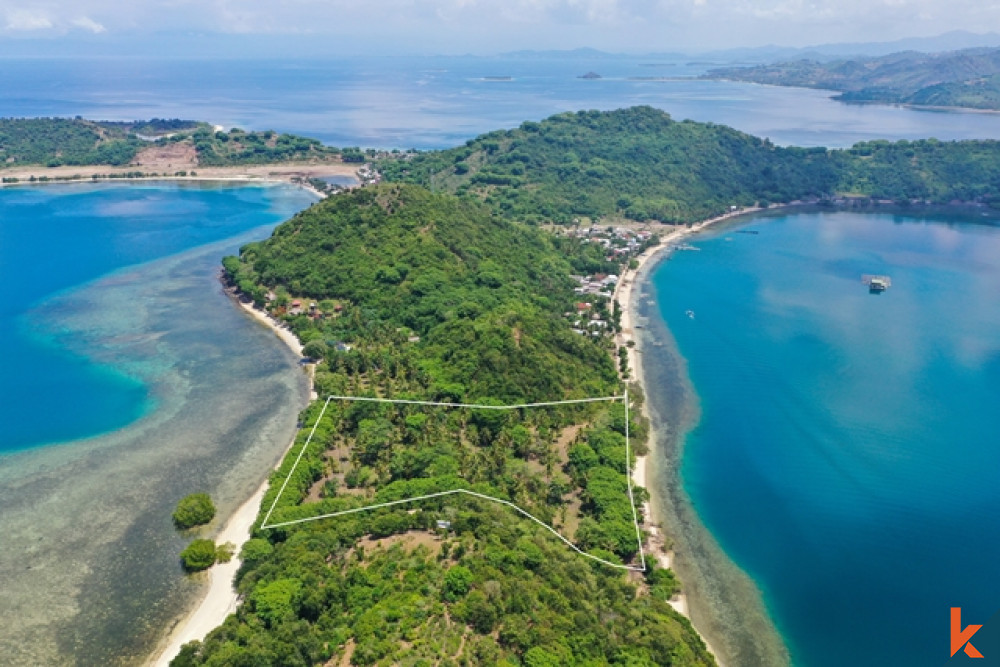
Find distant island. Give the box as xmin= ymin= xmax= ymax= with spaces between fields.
xmin=703 ymin=46 xmax=1000 ymax=111
xmin=0 ymin=117 xmax=367 ymax=192
xmin=578 ymin=71 xmax=602 ymax=79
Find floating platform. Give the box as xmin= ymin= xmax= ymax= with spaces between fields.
xmin=861 ymin=274 xmax=892 ymax=292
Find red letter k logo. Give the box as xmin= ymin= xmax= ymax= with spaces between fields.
xmin=952 ymin=607 xmax=984 ymax=658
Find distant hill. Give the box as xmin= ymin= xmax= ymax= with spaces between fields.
xmin=694 ymin=30 xmax=1000 ymax=64
xmin=0 ymin=117 xmax=342 ymax=170
xmin=379 ymin=107 xmax=1000 ymax=223
xmin=378 ymin=107 xmax=1000 ymax=223
xmin=377 ymin=106 xmax=839 ymax=224
xmin=0 ymin=117 xmax=198 ymax=167
xmin=703 ymin=47 xmax=1000 ymax=110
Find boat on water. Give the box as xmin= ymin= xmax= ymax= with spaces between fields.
xmin=686 ymin=309 xmax=695 ymax=319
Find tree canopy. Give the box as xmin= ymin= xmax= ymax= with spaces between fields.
xmin=181 ymin=182 xmax=712 ymax=665
xmin=377 ymin=106 xmax=1000 ymax=224
xmin=172 ymin=493 xmax=216 ymax=530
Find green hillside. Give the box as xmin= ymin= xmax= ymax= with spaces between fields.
xmin=0 ymin=116 xmax=342 ymax=170
xmin=183 ymin=183 xmax=715 ymax=666
xmin=378 ymin=106 xmax=839 ymax=223
xmin=378 ymin=107 xmax=1000 ymax=224
xmin=179 ymin=107 xmax=1000 ymax=666
xmin=0 ymin=117 xmax=146 ymax=167
xmin=705 ymin=47 xmax=1000 ymax=110
xmin=186 ymin=126 xmax=340 ymax=166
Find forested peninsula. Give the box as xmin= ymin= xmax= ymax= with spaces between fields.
xmin=183 ymin=183 xmax=709 ymax=666
xmin=170 ymin=106 xmax=1000 ymax=666
xmin=377 ymin=106 xmax=1000 ymax=224
xmin=703 ymin=47 xmax=1000 ymax=111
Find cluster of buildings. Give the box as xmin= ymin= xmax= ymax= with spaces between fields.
xmin=561 ymin=225 xmax=654 ymax=261
xmin=357 ymin=165 xmax=381 ymax=185
xmin=568 ymin=301 xmax=611 ymax=337
xmin=571 ymin=272 xmax=619 ymax=296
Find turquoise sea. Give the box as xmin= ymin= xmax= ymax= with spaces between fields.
xmin=642 ymin=210 xmax=1000 ymax=666
xmin=3 ymin=55 xmax=1000 ymax=665
xmin=0 ymin=183 xmax=305 ymax=453
xmin=0 ymin=183 xmax=315 ymax=664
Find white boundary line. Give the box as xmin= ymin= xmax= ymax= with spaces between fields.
xmin=260 ymin=392 xmax=647 ymax=572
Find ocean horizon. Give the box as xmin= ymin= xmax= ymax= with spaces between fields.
xmin=5 ymin=56 xmax=1000 ymax=150
xmin=4 ymin=55 xmax=1000 ymax=665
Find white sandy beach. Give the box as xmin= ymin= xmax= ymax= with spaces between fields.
xmin=149 ymin=301 xmax=313 ymax=666
xmin=618 ymin=208 xmax=760 ymax=664
xmin=151 ymin=483 xmax=267 ymax=666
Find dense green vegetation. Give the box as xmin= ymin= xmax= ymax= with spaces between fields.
xmin=177 ymin=106 xmax=1000 ymax=665
xmin=185 ymin=126 xmax=339 ymax=166
xmin=179 ymin=183 xmax=713 ymax=665
xmin=704 ymin=47 xmax=1000 ymax=110
xmin=173 ymin=493 xmax=217 ymax=530
xmin=0 ymin=116 xmax=345 ymax=170
xmin=0 ymin=117 xmax=144 ymax=166
xmin=838 ymin=138 xmax=1000 ymax=202
xmin=378 ymin=107 xmax=1000 ymax=223
xmin=378 ymin=107 xmax=839 ymax=223
xmin=181 ymin=539 xmax=220 ymax=572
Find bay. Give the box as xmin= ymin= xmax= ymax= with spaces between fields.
xmin=642 ymin=209 xmax=1000 ymax=666
xmin=0 ymin=182 xmax=315 ymax=665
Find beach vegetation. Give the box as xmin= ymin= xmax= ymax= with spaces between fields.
xmin=215 ymin=542 xmax=236 ymax=564
xmin=172 ymin=493 xmax=216 ymax=529
xmin=301 ymin=339 xmax=328 ymax=360
xmin=0 ymin=117 xmax=145 ymax=166
xmin=190 ymin=126 xmax=340 ymax=166
xmin=180 ymin=539 xmax=219 ymax=572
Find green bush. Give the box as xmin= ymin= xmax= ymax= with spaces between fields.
xmin=180 ymin=539 xmax=218 ymax=572
xmin=215 ymin=542 xmax=236 ymax=563
xmin=172 ymin=493 xmax=216 ymax=529
xmin=302 ymin=339 xmax=328 ymax=360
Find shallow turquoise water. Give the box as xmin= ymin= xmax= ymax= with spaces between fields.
xmin=0 ymin=182 xmax=309 ymax=453
xmin=649 ymin=210 xmax=1000 ymax=666
xmin=0 ymin=182 xmax=315 ymax=664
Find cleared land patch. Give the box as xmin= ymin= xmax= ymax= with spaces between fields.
xmin=261 ymin=394 xmax=647 ymax=571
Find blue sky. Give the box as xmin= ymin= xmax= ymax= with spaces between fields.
xmin=1 ymin=0 xmax=997 ymax=55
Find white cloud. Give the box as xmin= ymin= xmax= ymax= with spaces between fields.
xmin=5 ymin=8 xmax=53 ymax=31
xmin=2 ymin=0 xmax=1000 ymax=51
xmin=72 ymin=16 xmax=106 ymax=33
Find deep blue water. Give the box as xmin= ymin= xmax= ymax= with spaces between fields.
xmin=650 ymin=211 xmax=1000 ymax=666
xmin=4 ymin=56 xmax=1000 ymax=149
xmin=0 ymin=182 xmax=314 ymax=453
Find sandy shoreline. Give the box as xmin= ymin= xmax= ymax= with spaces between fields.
xmin=618 ymin=207 xmax=762 ymax=665
xmin=149 ymin=298 xmax=313 ymax=666
xmin=0 ymin=161 xmax=360 ymax=200
xmin=150 ymin=205 xmax=755 ymax=666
